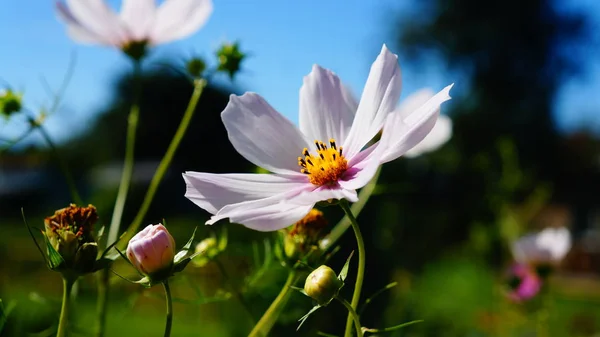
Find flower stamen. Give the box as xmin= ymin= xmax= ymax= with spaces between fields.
xmin=298 ymin=138 xmax=348 ymax=186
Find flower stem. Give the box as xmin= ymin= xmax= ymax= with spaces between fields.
xmin=339 ymin=200 xmax=366 ymax=337
xmin=336 ymin=297 xmax=363 ymax=337
xmin=107 ymin=59 xmax=142 ymax=246
xmin=323 ymin=168 xmax=380 ymax=251
xmin=163 ymin=280 xmax=173 ymax=337
xmin=120 ymin=78 xmax=207 ymax=248
xmin=96 ymin=60 xmax=142 ymax=337
xmin=248 ymin=270 xmax=298 ymax=337
xmin=57 ymin=277 xmax=75 ymax=337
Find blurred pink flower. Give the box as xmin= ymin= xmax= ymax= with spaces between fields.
xmin=127 ymin=224 xmax=175 ymax=275
xmin=56 ymin=0 xmax=212 ymax=51
xmin=506 ymin=263 xmax=542 ymax=302
xmin=183 ymin=45 xmax=453 ymax=231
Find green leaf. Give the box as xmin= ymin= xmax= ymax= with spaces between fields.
xmin=174 ymin=226 xmax=199 ymax=265
xmin=362 ymin=320 xmax=424 ymax=334
xmin=21 ymin=208 xmax=48 ymax=266
xmin=290 ymin=286 xmax=307 ymax=296
xmin=41 ymin=232 xmax=65 ymax=270
xmin=359 ymin=282 xmax=398 ymax=315
xmin=338 ymin=250 xmax=354 ymax=282
xmin=297 ymin=305 xmax=321 ymax=331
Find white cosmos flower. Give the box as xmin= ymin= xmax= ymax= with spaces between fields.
xmin=183 ymin=45 xmax=453 ymax=231
xmin=512 ymin=227 xmax=572 ymax=265
xmin=56 ymin=0 xmax=212 ymax=50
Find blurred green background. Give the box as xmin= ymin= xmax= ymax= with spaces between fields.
xmin=2 ymin=0 xmax=600 ymax=336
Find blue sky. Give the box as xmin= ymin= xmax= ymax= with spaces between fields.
xmin=1 ymin=0 xmax=599 ymax=147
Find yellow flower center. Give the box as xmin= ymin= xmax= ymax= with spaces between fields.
xmin=298 ymin=139 xmax=348 ymax=186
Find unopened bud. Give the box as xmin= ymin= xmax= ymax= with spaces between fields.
xmin=216 ymin=41 xmax=246 ymax=79
xmin=193 ymin=237 xmax=219 ymax=267
xmin=0 ymin=89 xmax=23 ymax=117
xmin=127 ymin=224 xmax=175 ymax=279
xmin=282 ymin=209 xmax=328 ymax=262
xmin=186 ymin=57 xmax=206 ymax=78
xmin=304 ymin=265 xmax=343 ymax=306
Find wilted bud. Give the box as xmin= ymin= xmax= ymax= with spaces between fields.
xmin=44 ymin=204 xmax=98 ymax=274
xmin=0 ymin=89 xmax=23 ymax=117
xmin=186 ymin=57 xmax=206 ymax=78
xmin=192 ymin=237 xmax=219 ymax=267
xmin=506 ymin=263 xmax=542 ymax=303
xmin=282 ymin=209 xmax=328 ymax=261
xmin=304 ymin=265 xmax=343 ymax=306
xmin=127 ymin=224 xmax=176 ymax=279
xmin=122 ymin=40 xmax=148 ymax=61
xmin=216 ymin=41 xmax=246 ymax=79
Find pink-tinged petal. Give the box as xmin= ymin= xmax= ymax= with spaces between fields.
xmin=343 ymin=45 xmax=402 ymax=158
xmin=63 ymin=0 xmax=127 ymax=45
xmin=56 ymin=2 xmax=109 ymax=44
xmin=299 ymin=65 xmax=358 ymax=144
xmin=151 ymin=0 xmax=212 ymax=44
xmin=290 ymin=185 xmax=359 ymax=205
xmin=120 ymin=0 xmax=157 ymax=41
xmin=339 ymin=144 xmax=383 ymax=190
xmin=379 ymin=84 xmax=453 ymax=164
xmin=222 ymin=93 xmax=310 ymax=175
xmin=404 ymin=114 xmax=452 ymax=158
xmin=207 ymin=190 xmax=315 ymax=231
xmin=183 ymin=172 xmax=308 ymax=214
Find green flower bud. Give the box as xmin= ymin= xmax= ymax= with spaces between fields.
xmin=0 ymin=89 xmax=22 ymax=117
xmin=44 ymin=204 xmax=98 ymax=274
xmin=304 ymin=265 xmax=343 ymax=306
xmin=216 ymin=41 xmax=246 ymax=79
xmin=186 ymin=57 xmax=207 ymax=78
xmin=193 ymin=237 xmax=219 ymax=267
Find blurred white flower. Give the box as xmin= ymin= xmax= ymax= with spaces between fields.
xmin=56 ymin=0 xmax=212 ymax=56
xmin=512 ymin=227 xmax=572 ymax=265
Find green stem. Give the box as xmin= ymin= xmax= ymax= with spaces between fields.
xmin=215 ymin=259 xmax=255 ymax=327
xmin=248 ymin=270 xmax=298 ymax=337
xmin=163 ymin=280 xmax=173 ymax=337
xmin=337 ymin=297 xmax=363 ymax=337
xmin=323 ymin=168 xmax=380 ymax=251
xmin=97 ymin=60 xmax=142 ymax=337
xmin=119 ymin=78 xmax=207 ymax=248
xmin=339 ymin=200 xmax=366 ymax=337
xmin=37 ymin=124 xmax=83 ymax=205
xmin=56 ymin=277 xmax=75 ymax=337
xmin=107 ymin=60 xmax=142 ymax=246
xmin=0 ymin=127 xmax=35 ymax=155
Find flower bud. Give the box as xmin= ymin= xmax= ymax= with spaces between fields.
xmin=282 ymin=209 xmax=328 ymax=262
xmin=127 ymin=224 xmax=176 ymax=278
xmin=186 ymin=57 xmax=207 ymax=78
xmin=304 ymin=265 xmax=343 ymax=306
xmin=0 ymin=89 xmax=23 ymax=117
xmin=193 ymin=237 xmax=219 ymax=267
xmin=216 ymin=41 xmax=246 ymax=79
xmin=44 ymin=204 xmax=98 ymax=273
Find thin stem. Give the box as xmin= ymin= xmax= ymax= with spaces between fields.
xmin=248 ymin=270 xmax=298 ymax=337
xmin=215 ymin=258 xmax=255 ymax=327
xmin=97 ymin=60 xmax=142 ymax=337
xmin=56 ymin=277 xmax=75 ymax=337
xmin=336 ymin=297 xmax=363 ymax=337
xmin=120 ymin=78 xmax=207 ymax=248
xmin=361 ymin=320 xmax=423 ymax=334
xmin=0 ymin=127 xmax=35 ymax=155
xmin=107 ymin=60 xmax=142 ymax=246
xmin=163 ymin=280 xmax=173 ymax=337
xmin=323 ymin=168 xmax=380 ymax=252
xmin=339 ymin=200 xmax=366 ymax=337
xmin=37 ymin=124 xmax=83 ymax=205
